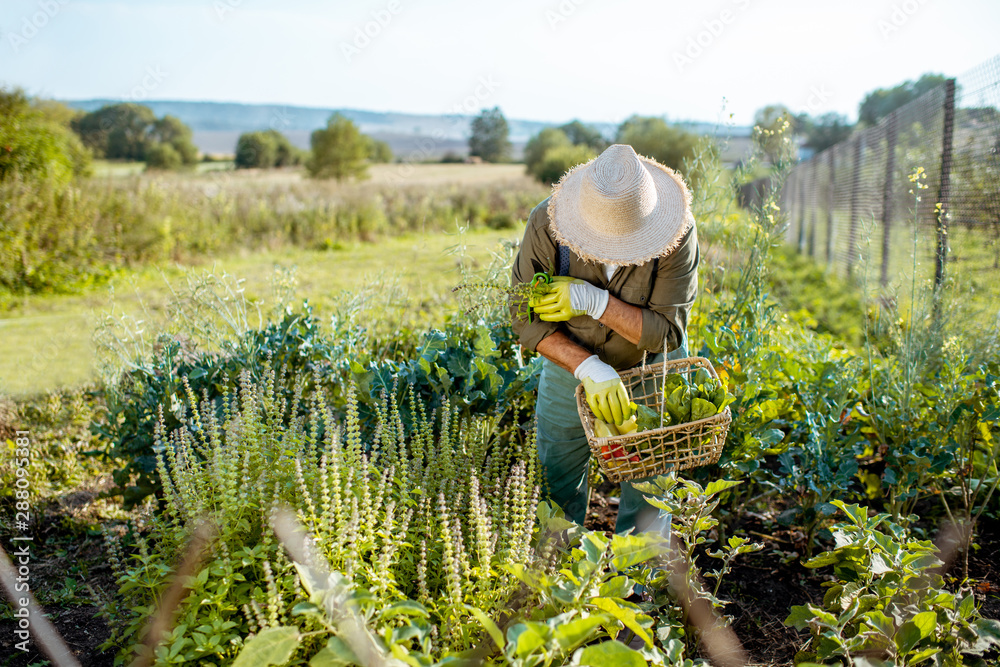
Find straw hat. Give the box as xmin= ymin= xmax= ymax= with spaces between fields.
xmin=547 ymin=143 xmax=694 ymax=266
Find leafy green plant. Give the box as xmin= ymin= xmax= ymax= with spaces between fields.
xmin=103 ymin=362 xmax=542 ymax=664
xmin=635 ymin=476 xmax=762 ymax=633
xmin=767 ymin=345 xmax=866 ymax=556
xmin=476 ymin=502 xmax=697 ymax=667
xmin=932 ymin=360 xmax=1000 ymax=579
xmin=230 ymin=502 xmax=695 ymax=667
xmin=92 ymin=301 xmax=340 ymax=507
xmin=785 ymin=500 xmax=1000 ymax=666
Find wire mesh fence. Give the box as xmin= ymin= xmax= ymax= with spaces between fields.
xmin=780 ymin=54 xmax=1000 ymax=320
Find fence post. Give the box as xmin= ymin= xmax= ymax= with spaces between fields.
xmin=826 ymin=149 xmax=835 ymax=268
xmin=797 ymin=164 xmax=807 ymax=252
xmin=808 ymin=159 xmax=817 ymax=257
xmin=934 ymin=78 xmax=956 ymax=289
xmin=846 ymin=134 xmax=863 ymax=278
xmin=880 ymin=110 xmax=898 ymax=287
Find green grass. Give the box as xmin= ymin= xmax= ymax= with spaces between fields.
xmin=0 ymin=226 xmax=520 ymax=398
xmin=790 ymin=207 xmax=1000 ymax=327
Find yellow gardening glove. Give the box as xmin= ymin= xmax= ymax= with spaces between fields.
xmin=531 ymin=276 xmax=609 ymax=322
xmin=575 ymin=355 xmax=633 ymax=425
xmin=530 ymin=277 xmax=584 ymax=321
xmin=582 ymin=377 xmax=633 ymax=425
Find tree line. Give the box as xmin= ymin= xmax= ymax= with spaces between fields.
xmin=0 ymin=90 xmax=396 ymax=182
xmin=0 ymin=72 xmax=955 ymax=190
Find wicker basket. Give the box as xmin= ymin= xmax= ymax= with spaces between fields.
xmin=575 ymin=356 xmax=731 ymax=483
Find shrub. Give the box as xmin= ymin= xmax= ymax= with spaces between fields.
xmin=144 ymin=142 xmax=183 ymax=171
xmin=531 ymin=144 xmax=596 ymax=185
xmin=523 ymin=128 xmax=571 ymax=178
xmin=234 ymin=130 xmax=301 ymax=169
xmin=0 ymin=88 xmax=92 ymax=186
xmin=786 ymin=501 xmax=1000 ymax=665
xmin=306 ymin=113 xmax=370 ymax=181
xmin=93 ymin=304 xmax=341 ymax=507
xmin=615 ymin=115 xmax=699 ymax=172
xmin=234 ymin=130 xmax=278 ymax=169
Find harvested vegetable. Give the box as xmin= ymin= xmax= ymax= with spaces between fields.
xmin=691 ymin=397 xmax=718 ymax=421
xmin=616 ymin=416 xmax=639 ymax=435
xmin=593 ymin=419 xmax=618 ymax=438
xmin=665 ymin=384 xmax=692 ymax=423
xmin=634 ymin=404 xmax=663 ymax=431
xmin=660 ymin=373 xmax=686 ymax=398
xmin=628 ymin=365 xmax=735 ymax=434
xmin=593 ymin=418 xmax=640 ymax=462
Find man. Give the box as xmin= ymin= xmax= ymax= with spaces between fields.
xmin=511 ymin=143 xmax=700 ymax=535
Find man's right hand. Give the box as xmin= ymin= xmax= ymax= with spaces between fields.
xmin=574 ymin=355 xmax=633 ymax=425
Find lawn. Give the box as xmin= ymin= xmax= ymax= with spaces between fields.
xmin=0 ymin=226 xmax=520 ymax=397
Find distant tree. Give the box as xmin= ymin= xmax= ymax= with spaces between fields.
xmin=148 ymin=115 xmax=199 ymax=165
xmin=615 ymin=115 xmax=699 ymax=171
xmin=306 ymin=113 xmax=370 ymax=181
xmin=235 ymin=129 xmax=302 ymax=169
xmin=533 ymin=144 xmax=597 ymax=185
xmin=0 ymin=88 xmax=92 ymax=184
xmin=558 ymin=120 xmax=606 ymax=151
xmin=72 ymin=103 xmax=156 ymax=160
xmin=144 ymin=142 xmax=183 ymax=171
xmin=33 ymin=98 xmax=84 ymax=127
xmin=858 ymin=73 xmax=948 ymax=127
xmin=468 ymin=106 xmax=511 ymax=163
xmin=367 ymin=137 xmax=393 ymax=163
xmin=797 ymin=112 xmax=854 ymax=153
xmin=271 ymin=130 xmax=304 ymax=167
xmin=235 ymin=131 xmax=278 ymax=169
xmin=440 ymin=151 xmax=465 ymax=163
xmin=523 ymin=128 xmax=571 ymax=178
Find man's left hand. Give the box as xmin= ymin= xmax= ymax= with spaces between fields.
xmin=531 ymin=276 xmax=609 ymax=322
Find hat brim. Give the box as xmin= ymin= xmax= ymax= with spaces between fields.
xmin=547 ymin=153 xmax=694 ymax=266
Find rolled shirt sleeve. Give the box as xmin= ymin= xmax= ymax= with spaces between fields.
xmin=510 ymin=199 xmax=560 ymax=351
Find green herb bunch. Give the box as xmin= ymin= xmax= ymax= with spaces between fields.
xmin=103 ymin=363 xmax=540 ymax=665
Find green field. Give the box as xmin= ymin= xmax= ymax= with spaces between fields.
xmin=0 ymin=162 xmax=543 ymax=397
xmin=0 ymin=227 xmax=520 ymax=397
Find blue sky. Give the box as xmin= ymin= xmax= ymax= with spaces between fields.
xmin=1 ymin=0 xmax=998 ymax=126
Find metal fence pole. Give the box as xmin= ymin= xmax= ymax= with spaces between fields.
xmin=808 ymin=159 xmax=817 ymax=257
xmin=846 ymin=135 xmax=863 ymax=278
xmin=797 ymin=165 xmax=807 ymax=252
xmin=826 ymin=150 xmax=835 ymax=268
xmin=880 ymin=110 xmax=898 ymax=287
xmin=934 ymin=78 xmax=957 ymax=289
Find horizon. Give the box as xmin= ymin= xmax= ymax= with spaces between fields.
xmin=2 ymin=0 xmax=998 ymax=127
xmin=58 ymin=96 xmax=756 ymax=132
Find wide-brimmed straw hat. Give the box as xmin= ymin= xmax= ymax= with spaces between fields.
xmin=547 ymin=143 xmax=693 ymax=266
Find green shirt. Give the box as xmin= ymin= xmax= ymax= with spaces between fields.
xmin=510 ymin=197 xmax=700 ymax=371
